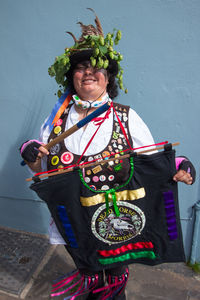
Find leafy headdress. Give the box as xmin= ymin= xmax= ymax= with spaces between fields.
xmin=48 ymin=8 xmax=126 ymax=98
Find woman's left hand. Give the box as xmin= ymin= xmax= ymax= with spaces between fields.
xmin=173 ymin=170 xmax=193 ymax=185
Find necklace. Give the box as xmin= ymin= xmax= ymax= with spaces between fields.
xmin=72 ymin=93 xmax=109 ymax=109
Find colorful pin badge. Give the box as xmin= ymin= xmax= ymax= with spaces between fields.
xmin=61 ymin=152 xmax=74 ymax=164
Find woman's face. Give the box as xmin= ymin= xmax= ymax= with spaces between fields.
xmin=73 ymin=62 xmax=109 ymax=100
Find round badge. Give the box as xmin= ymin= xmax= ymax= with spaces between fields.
xmin=108 ymin=175 xmax=115 ymax=181
xmin=54 ymin=126 xmax=62 ymax=135
xmin=56 ymin=119 xmax=63 ymax=126
xmin=91 ymin=201 xmax=146 ymax=245
xmin=90 ymin=185 xmax=97 ymax=191
xmin=88 ymin=156 xmax=94 ymax=162
xmin=99 ymin=175 xmax=106 ymax=182
xmin=118 ymin=145 xmax=123 ymax=150
xmin=84 ymin=177 xmax=90 ymax=183
xmin=102 ymin=151 xmax=110 ymax=158
xmin=61 ymin=152 xmax=74 ymax=165
xmin=101 ymin=185 xmax=110 ymax=191
xmin=92 ymin=176 xmax=99 ymax=183
xmin=86 ymin=169 xmax=92 ymax=175
xmin=51 ymin=155 xmax=59 ymax=166
xmin=57 ymin=165 xmax=64 ymax=171
xmin=50 ymin=143 xmax=61 ymax=155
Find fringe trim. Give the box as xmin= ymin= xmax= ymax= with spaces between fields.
xmin=50 ymin=269 xmax=99 ymax=299
xmin=93 ymin=268 xmax=129 ymax=300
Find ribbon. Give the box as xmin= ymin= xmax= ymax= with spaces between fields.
xmin=105 ymin=189 xmax=120 ymax=217
xmin=43 ymin=89 xmax=72 ymax=131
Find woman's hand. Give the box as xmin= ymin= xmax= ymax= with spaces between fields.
xmin=20 ymin=140 xmax=49 ymax=173
xmin=174 ymin=156 xmax=196 ymax=185
xmin=173 ymin=170 xmax=193 ymax=185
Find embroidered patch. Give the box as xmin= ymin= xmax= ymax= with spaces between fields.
xmin=91 ymin=201 xmax=145 ymax=245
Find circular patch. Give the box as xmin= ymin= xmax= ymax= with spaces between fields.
xmin=51 ymin=156 xmax=59 ymax=166
xmin=57 ymin=165 xmax=64 ymax=171
xmin=50 ymin=143 xmax=61 ymax=155
xmin=84 ymin=177 xmax=90 ymax=183
xmin=61 ymin=152 xmax=74 ymax=165
xmin=54 ymin=126 xmax=62 ymax=135
xmin=102 ymin=151 xmax=110 ymax=158
xmin=108 ymin=175 xmax=115 ymax=181
xmin=86 ymin=169 xmax=92 ymax=175
xmin=92 ymin=176 xmax=99 ymax=183
xmin=91 ymin=201 xmax=146 ymax=245
xmin=56 ymin=119 xmax=63 ymax=126
xmin=88 ymin=156 xmax=94 ymax=162
xmin=99 ymin=175 xmax=106 ymax=182
xmin=90 ymin=185 xmax=97 ymax=191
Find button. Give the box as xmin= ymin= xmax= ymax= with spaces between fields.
xmin=99 ymin=175 xmax=106 ymax=182
xmin=90 ymin=185 xmax=97 ymax=190
xmin=54 ymin=126 xmax=62 ymax=135
xmin=92 ymin=176 xmax=99 ymax=183
xmin=57 ymin=165 xmax=64 ymax=171
xmin=84 ymin=177 xmax=90 ymax=183
xmin=108 ymin=175 xmax=115 ymax=181
xmin=102 ymin=151 xmax=110 ymax=158
xmin=50 ymin=143 xmax=61 ymax=155
xmin=56 ymin=119 xmax=63 ymax=126
xmin=51 ymin=156 xmax=59 ymax=166
xmin=86 ymin=169 xmax=92 ymax=175
xmin=61 ymin=152 xmax=74 ymax=164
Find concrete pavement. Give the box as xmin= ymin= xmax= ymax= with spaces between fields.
xmin=0 ymin=244 xmax=199 ymax=300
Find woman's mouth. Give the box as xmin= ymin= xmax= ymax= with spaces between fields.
xmin=82 ymin=78 xmax=96 ymax=84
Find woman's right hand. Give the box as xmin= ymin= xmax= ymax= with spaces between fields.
xmin=20 ymin=140 xmax=49 ymax=172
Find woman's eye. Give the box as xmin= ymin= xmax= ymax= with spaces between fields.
xmin=76 ymin=67 xmax=85 ymax=71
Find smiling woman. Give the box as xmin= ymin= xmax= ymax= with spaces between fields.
xmin=19 ymin=8 xmax=196 ymax=300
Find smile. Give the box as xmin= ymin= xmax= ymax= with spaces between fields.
xmin=82 ymin=78 xmax=96 ymax=83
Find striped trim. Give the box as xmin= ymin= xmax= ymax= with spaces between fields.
xmin=57 ymin=205 xmax=78 ymax=248
xmin=98 ymin=242 xmax=154 ymax=257
xmin=98 ymin=251 xmax=156 ymax=265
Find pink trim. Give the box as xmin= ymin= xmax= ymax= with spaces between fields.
xmin=175 ymin=157 xmax=187 ymax=170
xmin=20 ymin=139 xmax=42 ymax=154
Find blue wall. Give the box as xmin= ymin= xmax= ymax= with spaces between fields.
xmin=0 ymin=0 xmax=199 ymax=260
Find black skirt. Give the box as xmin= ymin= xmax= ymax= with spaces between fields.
xmin=30 ymin=148 xmax=185 ymax=271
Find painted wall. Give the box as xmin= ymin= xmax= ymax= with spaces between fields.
xmin=0 ymin=0 xmax=199 ymax=260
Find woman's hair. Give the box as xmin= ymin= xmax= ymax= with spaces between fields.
xmin=65 ymin=52 xmax=119 ymax=99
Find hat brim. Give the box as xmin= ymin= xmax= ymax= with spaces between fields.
xmin=69 ymin=49 xmax=118 ymax=76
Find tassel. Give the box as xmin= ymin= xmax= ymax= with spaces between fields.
xmin=93 ymin=268 xmax=129 ymax=300
xmin=50 ymin=269 xmax=100 ymax=299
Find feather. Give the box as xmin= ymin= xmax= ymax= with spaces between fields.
xmin=87 ymin=8 xmax=104 ymax=37
xmin=66 ymin=31 xmax=78 ymax=43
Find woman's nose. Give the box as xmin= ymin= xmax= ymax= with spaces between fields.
xmin=84 ymin=67 xmax=93 ymax=74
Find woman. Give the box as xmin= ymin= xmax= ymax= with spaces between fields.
xmin=20 ymin=10 xmax=195 ymax=300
